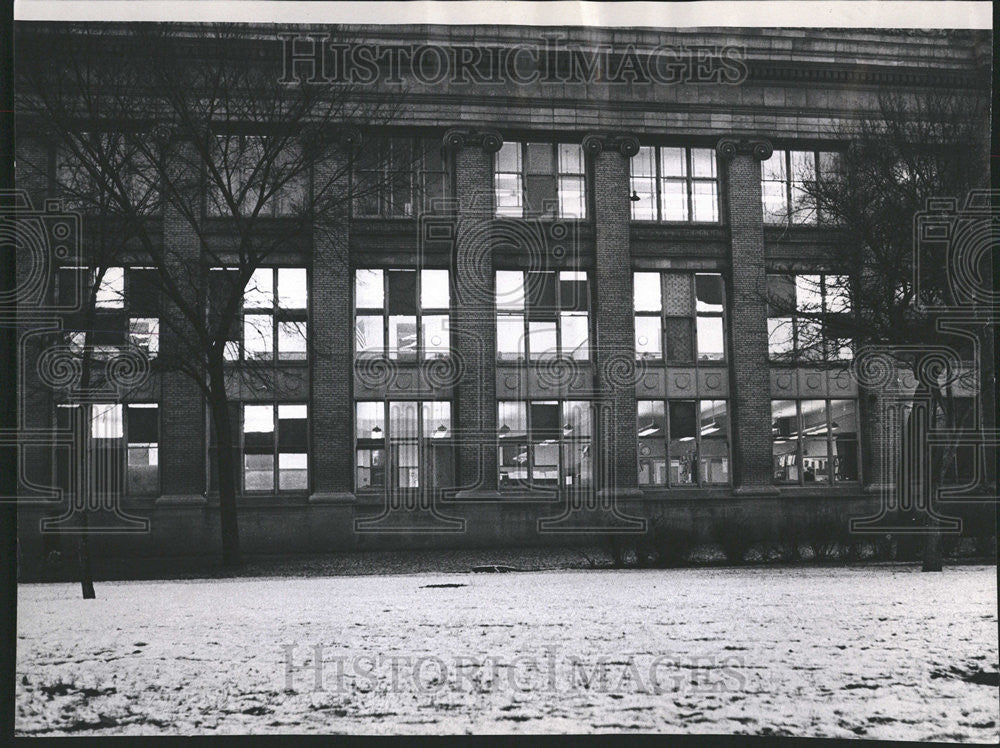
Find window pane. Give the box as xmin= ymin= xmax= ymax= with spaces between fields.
xmin=126 ymin=268 xmax=159 ymax=317
xmin=393 ymin=443 xmax=420 ymax=488
xmin=562 ymin=442 xmax=592 ymax=487
xmin=690 ymin=148 xmax=717 ymax=179
xmin=830 ymin=400 xmax=859 ymax=482
xmin=497 ymin=315 xmax=525 ymax=360
xmin=772 ymin=400 xmax=799 ymax=482
xmin=768 ymin=318 xmax=794 ymax=359
xmin=498 ymin=401 xmax=527 ymax=438
xmin=356 ymin=448 xmax=385 ymax=489
xmin=244 ymin=314 xmax=274 ymax=360
xmin=95 ymin=267 xmax=124 ymax=309
xmin=422 ymin=315 xmax=449 ymax=359
xmin=388 ymin=316 xmax=418 ymax=360
xmin=695 ymin=274 xmax=724 ymax=313
xmin=126 ymin=404 xmax=158 ymax=443
xmin=560 ymin=313 xmax=589 ymax=359
xmin=420 ymin=269 xmax=450 ymax=309
xmin=638 ymin=400 xmax=668 ymax=484
xmin=637 ymin=400 xmax=666 ymax=437
xmin=559 ymin=272 xmax=589 ymax=312
xmin=691 ymin=181 xmax=718 ymax=222
xmin=386 ymin=270 xmax=418 ymax=316
xmin=660 ymin=179 xmax=688 ymax=221
xmin=790 ymin=150 xmax=816 ymax=183
xmin=278 ymin=453 xmax=308 ymax=490
xmin=800 ymin=399 xmax=830 ymax=482
xmin=635 ymin=316 xmax=662 ymax=359
xmin=499 ymin=442 xmax=529 ymax=487
xmin=356 ymin=315 xmax=384 ymax=355
xmin=531 ymin=443 xmax=559 ymax=485
xmin=525 ymin=174 xmax=557 ymax=216
xmin=767 ymin=274 xmax=796 ymax=315
xmin=660 ymin=147 xmax=686 ymax=178
xmin=277 ymin=404 xmax=308 ymax=451
xmin=825 ymin=275 xmax=850 ymax=313
xmin=700 ymin=400 xmax=727 ymax=437
xmin=496 ymin=271 xmax=525 ymax=310
xmin=244 ymin=453 xmax=274 ymax=491
xmin=355 ymin=269 xmax=384 ymax=309
xmin=633 ymin=147 xmax=655 ymax=177
xmin=356 ymin=402 xmax=384 ymax=440
xmin=670 ymin=400 xmax=697 ymax=486
xmin=127 ymin=445 xmax=159 ymax=496
xmin=495 ymin=174 xmax=523 ymax=216
xmin=422 ymin=401 xmax=452 ymax=438
xmin=530 ymin=401 xmax=560 ymax=435
xmin=558 ymin=143 xmax=584 ymax=175
xmin=696 ymin=317 xmax=724 ymax=361
xmin=277 ymin=321 xmax=307 ymax=360
xmin=527 ymin=321 xmax=557 ymax=359
xmin=92 ymin=403 xmax=123 ymax=439
xmin=244 ymin=405 xmax=275 ymax=444
xmin=558 ymin=175 xmax=585 ymax=218
xmin=762 ymin=182 xmax=787 ymax=222
xmin=700 ymin=438 xmax=729 ymax=484
xmin=669 ymin=401 xmax=696 ymax=440
xmin=244 ymin=268 xmax=273 ymax=308
xmin=762 ymin=150 xmax=787 ymax=182
xmin=277 ymin=268 xmax=308 ymax=310
xmin=630 ymin=173 xmax=656 ymax=221
xmin=526 ymin=271 xmax=557 ymax=312
xmin=525 ymin=143 xmax=554 ymax=175
xmin=496 ymin=141 xmax=520 ymax=173
xmin=389 ymin=401 xmax=419 ymax=437
xmin=129 ymin=318 xmax=159 ymax=357
xmin=796 ymin=275 xmax=823 ymax=313
xmin=562 ymin=401 xmax=591 ymax=437
xmin=633 ymin=272 xmax=662 ymax=312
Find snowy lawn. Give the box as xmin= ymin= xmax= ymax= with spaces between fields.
xmin=16 ymin=564 xmax=999 ymax=738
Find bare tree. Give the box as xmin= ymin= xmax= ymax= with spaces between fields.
xmin=17 ymin=23 xmax=411 ymax=567
xmin=765 ymin=89 xmax=991 ymax=570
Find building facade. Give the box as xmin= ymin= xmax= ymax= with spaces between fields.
xmin=14 ymin=24 xmax=993 ymax=565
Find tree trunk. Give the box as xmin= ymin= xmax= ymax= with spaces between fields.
xmin=208 ymin=363 xmax=241 ymax=568
xmin=78 ymin=508 xmax=96 ymax=598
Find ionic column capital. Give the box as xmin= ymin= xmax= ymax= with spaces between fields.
xmin=716 ymin=137 xmax=774 ymax=162
xmin=442 ymin=128 xmax=503 ymax=153
xmin=582 ymin=132 xmax=641 ymax=158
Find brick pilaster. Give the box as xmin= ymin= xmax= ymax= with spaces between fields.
xmin=585 ymin=133 xmax=642 ymax=498
xmin=157 ymin=139 xmax=206 ymax=504
xmin=308 ymin=132 xmax=355 ymax=503
xmin=445 ymin=128 xmax=503 ymax=497
xmin=717 ymin=137 xmax=779 ymax=494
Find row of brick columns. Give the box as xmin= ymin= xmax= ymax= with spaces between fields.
xmin=146 ymin=131 xmax=884 ymax=501
xmin=441 ymin=131 xmax=784 ymax=498
xmin=15 ymin=129 xmax=899 ymax=512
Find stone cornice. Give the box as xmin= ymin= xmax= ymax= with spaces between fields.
xmin=442 ymin=128 xmax=503 ymax=153
xmin=581 ymin=133 xmax=640 ymax=158
xmin=716 ymin=137 xmax=773 ymax=162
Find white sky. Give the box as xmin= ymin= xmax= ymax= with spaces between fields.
xmin=12 ymin=1 xmax=994 ymax=29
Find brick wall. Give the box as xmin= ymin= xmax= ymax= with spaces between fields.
xmin=309 ymin=141 xmax=355 ymax=502
xmin=719 ymin=140 xmax=777 ymax=492
xmin=158 ymin=140 xmax=206 ymax=501
xmin=591 ymin=141 xmax=640 ymax=495
xmin=451 ymin=136 xmax=499 ymax=495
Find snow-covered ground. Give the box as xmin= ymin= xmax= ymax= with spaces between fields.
xmin=16 ymin=564 xmax=999 ymax=738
